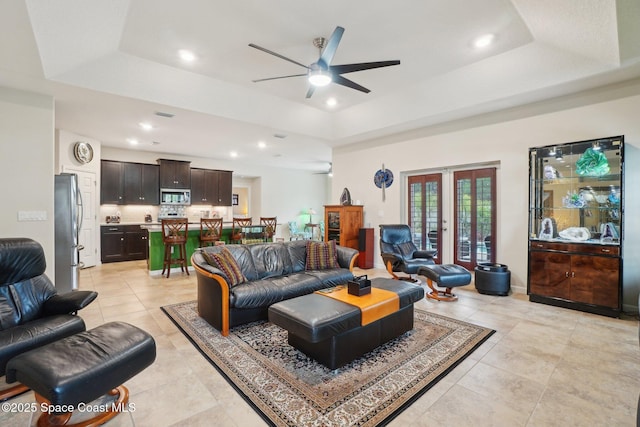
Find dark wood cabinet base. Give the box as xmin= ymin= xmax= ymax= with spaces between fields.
xmin=529 ymin=294 xmax=620 ymax=318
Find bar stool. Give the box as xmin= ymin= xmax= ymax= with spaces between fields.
xmin=161 ymin=218 xmax=189 ymax=278
xmin=231 ymin=217 xmax=252 ymax=244
xmin=200 ymin=217 xmax=223 ymax=247
xmin=260 ymin=217 xmax=277 ymax=241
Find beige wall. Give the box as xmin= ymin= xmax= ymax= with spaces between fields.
xmin=0 ymin=86 xmax=55 ymax=278
xmin=333 ymin=84 xmax=640 ymax=311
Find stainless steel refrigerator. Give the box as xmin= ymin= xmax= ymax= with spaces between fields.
xmin=55 ymin=173 xmax=83 ymax=293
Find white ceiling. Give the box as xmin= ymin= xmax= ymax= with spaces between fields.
xmin=1 ymin=0 xmax=640 ymax=172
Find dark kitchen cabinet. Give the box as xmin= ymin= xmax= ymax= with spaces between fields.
xmin=216 ymin=170 xmax=233 ymax=205
xmin=101 ymin=160 xmax=124 ymax=204
xmin=191 ymin=168 xmax=233 ymax=205
xmin=158 ymin=159 xmax=191 ymax=189
xmin=101 ymin=225 xmax=148 ymax=263
xmin=123 ymin=163 xmax=159 ymax=205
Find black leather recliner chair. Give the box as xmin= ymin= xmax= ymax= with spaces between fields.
xmin=0 ymin=238 xmax=97 ymax=400
xmin=379 ymin=224 xmax=437 ymax=281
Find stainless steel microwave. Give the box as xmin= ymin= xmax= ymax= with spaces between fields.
xmin=160 ymin=188 xmax=191 ymax=205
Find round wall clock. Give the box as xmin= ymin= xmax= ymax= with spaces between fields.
xmin=73 ymin=141 xmax=94 ymax=164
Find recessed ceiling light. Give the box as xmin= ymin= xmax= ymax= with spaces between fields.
xmin=326 ymin=97 xmax=337 ymax=107
xmin=258 ymin=141 xmax=266 ymax=149
xmin=473 ymin=34 xmax=495 ymax=49
xmin=127 ymin=138 xmax=139 ymax=145
xmin=178 ymin=49 xmax=196 ymax=62
xmin=230 ymin=151 xmax=238 ymax=158
xmin=139 ymin=122 xmax=153 ymax=131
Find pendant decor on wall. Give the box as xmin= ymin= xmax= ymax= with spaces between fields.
xmin=374 ymin=164 xmax=393 ymax=201
xmin=340 ymin=188 xmax=352 ymax=205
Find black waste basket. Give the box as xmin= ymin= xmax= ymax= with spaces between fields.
xmin=474 ymin=263 xmax=510 ymax=296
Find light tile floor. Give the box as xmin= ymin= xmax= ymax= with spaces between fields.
xmin=2 ymin=261 xmax=638 ymax=426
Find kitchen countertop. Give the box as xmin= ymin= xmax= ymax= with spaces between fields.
xmin=102 ymin=220 xmax=233 ymax=227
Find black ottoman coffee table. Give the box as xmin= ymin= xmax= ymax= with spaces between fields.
xmin=268 ymin=278 xmax=424 ymax=369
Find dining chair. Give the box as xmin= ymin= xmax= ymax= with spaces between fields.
xmin=200 ymin=217 xmax=223 ymax=246
xmin=260 ymin=217 xmax=277 ymax=241
xmin=161 ymin=218 xmax=189 ymax=278
xmin=231 ymin=217 xmax=252 ymax=243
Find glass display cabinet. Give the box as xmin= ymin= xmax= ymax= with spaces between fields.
xmin=528 ymin=136 xmax=624 ymax=317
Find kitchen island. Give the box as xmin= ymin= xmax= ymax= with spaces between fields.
xmin=141 ymin=222 xmax=234 ymax=273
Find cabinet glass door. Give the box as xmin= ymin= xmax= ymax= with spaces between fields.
xmin=529 ymin=137 xmax=623 ymax=245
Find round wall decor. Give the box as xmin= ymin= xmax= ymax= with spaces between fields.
xmin=73 ymin=141 xmax=94 ymax=164
xmin=374 ymin=167 xmax=393 ymax=188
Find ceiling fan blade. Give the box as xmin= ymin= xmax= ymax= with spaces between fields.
xmin=333 ymin=75 xmax=370 ymax=93
xmin=248 ymin=43 xmax=310 ymax=70
xmin=318 ymin=26 xmax=344 ymax=69
xmin=330 ymin=60 xmax=400 ymax=75
xmin=252 ymin=73 xmax=307 ymax=83
xmin=305 ymin=86 xmax=316 ymax=99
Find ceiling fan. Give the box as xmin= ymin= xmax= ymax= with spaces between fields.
xmin=249 ymin=26 xmax=400 ymax=98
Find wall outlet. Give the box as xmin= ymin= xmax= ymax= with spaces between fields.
xmin=18 ymin=210 xmax=48 ymax=221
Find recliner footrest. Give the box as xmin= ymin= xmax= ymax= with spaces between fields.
xmin=418 ymin=264 xmax=471 ymax=302
xmin=6 ymin=321 xmax=156 ymax=426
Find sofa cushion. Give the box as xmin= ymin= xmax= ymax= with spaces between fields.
xmin=305 ymin=240 xmax=340 ymax=270
xmin=200 ymin=245 xmax=259 ymax=281
xmin=304 ymin=269 xmax=354 ymax=288
xmin=230 ymin=273 xmax=322 ymax=309
xmin=286 ymin=240 xmax=308 ymax=273
xmin=202 ymin=248 xmax=247 ymax=286
xmin=249 ymin=243 xmax=293 ymax=279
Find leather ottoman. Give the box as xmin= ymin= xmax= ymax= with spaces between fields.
xmin=268 ymin=278 xmax=424 ymax=369
xmin=418 ymin=264 xmax=471 ymax=301
xmin=6 ymin=321 xmax=156 ymax=427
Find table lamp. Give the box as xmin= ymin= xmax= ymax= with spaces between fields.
xmin=308 ymin=208 xmax=316 ymax=224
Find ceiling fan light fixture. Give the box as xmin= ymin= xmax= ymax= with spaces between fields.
xmin=308 ymin=69 xmax=332 ymax=87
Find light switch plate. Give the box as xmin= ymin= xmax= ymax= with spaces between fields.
xmin=18 ymin=210 xmax=48 ymax=221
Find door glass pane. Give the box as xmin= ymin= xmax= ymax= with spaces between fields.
xmin=409 ymin=182 xmax=423 ymax=248
xmin=456 ymin=178 xmax=472 ymax=262
xmin=408 ymin=174 xmax=441 ymax=259
xmin=476 ymin=177 xmax=491 ymax=262
xmin=425 ymin=181 xmax=439 ymax=252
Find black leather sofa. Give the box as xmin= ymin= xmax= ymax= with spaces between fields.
xmin=191 ymin=240 xmax=359 ymax=336
xmin=0 ymin=238 xmax=97 ymax=399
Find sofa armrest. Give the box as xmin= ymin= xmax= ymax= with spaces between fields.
xmin=336 ymin=246 xmax=359 ymax=271
xmin=192 ymin=253 xmax=233 ymax=336
xmin=43 ymin=291 xmax=98 ymax=315
xmin=414 ymin=250 xmax=437 ymax=259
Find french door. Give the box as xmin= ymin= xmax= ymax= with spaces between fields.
xmin=454 ymin=168 xmax=496 ymax=270
xmin=408 ymin=174 xmax=442 ymax=262
xmin=408 ymin=167 xmax=496 ymax=269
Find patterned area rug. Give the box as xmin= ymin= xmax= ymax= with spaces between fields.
xmin=162 ymin=301 xmax=494 ymax=426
